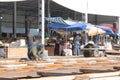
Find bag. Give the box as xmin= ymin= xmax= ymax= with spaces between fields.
xmin=63 ymin=49 xmax=72 ymax=56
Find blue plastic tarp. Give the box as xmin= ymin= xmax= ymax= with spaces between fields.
xmin=47 ymin=23 xmax=69 ymax=30
xmin=45 ymin=17 xmax=67 ymax=25
xmin=46 ymin=17 xmax=86 ymax=32
xmin=60 ymin=23 xmax=86 ymax=31
xmin=97 ymin=25 xmax=115 ymax=35
xmin=47 ymin=22 xmax=86 ymax=31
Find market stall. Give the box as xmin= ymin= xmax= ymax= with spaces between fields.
xmin=0 ymin=39 xmax=28 ymax=59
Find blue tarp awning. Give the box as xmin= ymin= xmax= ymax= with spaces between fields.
xmin=59 ymin=23 xmax=86 ymax=31
xmin=47 ymin=23 xmax=68 ymax=30
xmin=97 ymin=25 xmax=115 ymax=35
xmin=47 ymin=22 xmax=86 ymax=31
xmin=45 ymin=17 xmax=67 ymax=25
xmin=46 ymin=17 xmax=86 ymax=31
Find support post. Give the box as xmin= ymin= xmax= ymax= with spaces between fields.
xmin=38 ymin=0 xmax=45 ymax=46
xmin=13 ymin=2 xmax=17 ymax=39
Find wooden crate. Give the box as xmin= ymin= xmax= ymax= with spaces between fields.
xmin=5 ymin=47 xmax=28 ymax=59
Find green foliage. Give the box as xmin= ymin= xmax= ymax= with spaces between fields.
xmin=45 ymin=38 xmax=55 ymax=45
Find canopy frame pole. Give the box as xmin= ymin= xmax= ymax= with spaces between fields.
xmin=65 ymin=29 xmax=68 ymax=49
xmin=85 ymin=0 xmax=88 ymax=23
xmin=118 ymin=17 xmax=120 ymax=34
xmin=13 ymin=2 xmax=17 ymax=39
xmin=41 ymin=0 xmax=45 ymax=45
xmin=38 ymin=0 xmax=45 ymax=46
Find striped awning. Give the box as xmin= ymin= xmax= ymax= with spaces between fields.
xmin=45 ymin=17 xmax=67 ymax=25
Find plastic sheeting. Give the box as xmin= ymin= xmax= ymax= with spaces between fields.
xmin=46 ymin=17 xmax=86 ymax=31
xmin=97 ymin=25 xmax=115 ymax=35
xmin=47 ymin=22 xmax=86 ymax=31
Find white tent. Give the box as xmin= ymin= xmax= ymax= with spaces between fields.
xmin=52 ymin=0 xmax=120 ymax=33
xmin=52 ymin=0 xmax=120 ymax=16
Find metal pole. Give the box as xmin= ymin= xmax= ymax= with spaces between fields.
xmin=95 ymin=15 xmax=98 ymax=25
xmin=13 ymin=2 xmax=17 ymax=38
xmin=118 ymin=17 xmax=120 ymax=34
xmin=0 ymin=16 xmax=2 ymax=39
xmin=25 ymin=15 xmax=29 ymax=38
xmin=85 ymin=0 xmax=88 ymax=44
xmin=41 ymin=0 xmax=45 ymax=45
xmin=85 ymin=13 xmax=88 ymax=23
xmin=85 ymin=0 xmax=88 ymax=23
xmin=38 ymin=0 xmax=45 ymax=45
xmin=38 ymin=0 xmax=41 ymax=42
xmin=48 ymin=0 xmax=51 ymax=17
xmin=47 ymin=0 xmax=51 ymax=37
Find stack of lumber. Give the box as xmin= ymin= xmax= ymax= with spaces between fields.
xmin=18 ymin=71 xmax=120 ymax=80
xmin=105 ymin=50 xmax=120 ymax=57
xmin=0 ymin=57 xmax=120 ymax=79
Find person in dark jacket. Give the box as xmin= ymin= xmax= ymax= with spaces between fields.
xmin=83 ymin=43 xmax=95 ymax=57
xmin=54 ymin=37 xmax=60 ymax=56
xmin=83 ymin=40 xmax=98 ymax=57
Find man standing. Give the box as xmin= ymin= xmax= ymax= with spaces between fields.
xmin=73 ymin=33 xmax=81 ymax=56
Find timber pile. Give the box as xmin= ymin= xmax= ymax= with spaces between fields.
xmin=105 ymin=50 xmax=120 ymax=57
xmin=0 ymin=57 xmax=120 ymax=79
xmin=18 ymin=71 xmax=120 ymax=80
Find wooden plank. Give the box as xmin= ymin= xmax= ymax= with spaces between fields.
xmin=0 ymin=71 xmax=41 ymax=79
xmin=80 ymin=68 xmax=117 ymax=73
xmin=0 ymin=57 xmax=120 ymax=79
xmin=88 ymin=71 xmax=120 ymax=78
xmin=113 ymin=66 xmax=120 ymax=70
xmin=91 ymin=76 xmax=120 ymax=80
xmin=106 ymin=50 xmax=120 ymax=54
xmin=6 ymin=47 xmax=28 ymax=58
xmin=17 ymin=71 xmax=120 ymax=80
xmin=37 ymin=68 xmax=82 ymax=77
xmin=74 ymin=71 xmax=120 ymax=79
xmin=18 ymin=75 xmax=75 ymax=80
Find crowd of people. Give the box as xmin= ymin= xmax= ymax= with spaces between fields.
xmin=53 ymin=29 xmax=119 ymax=57
xmin=0 ymin=22 xmax=117 ymax=60
xmin=53 ymin=31 xmax=96 ymax=56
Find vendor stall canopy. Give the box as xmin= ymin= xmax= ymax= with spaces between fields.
xmin=46 ymin=17 xmax=115 ymax=35
xmin=97 ymin=25 xmax=115 ymax=35
xmin=52 ymin=0 xmax=120 ymax=16
xmin=46 ymin=17 xmax=87 ymax=31
xmin=45 ymin=17 xmax=67 ymax=25
xmin=86 ymin=24 xmax=106 ymax=36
